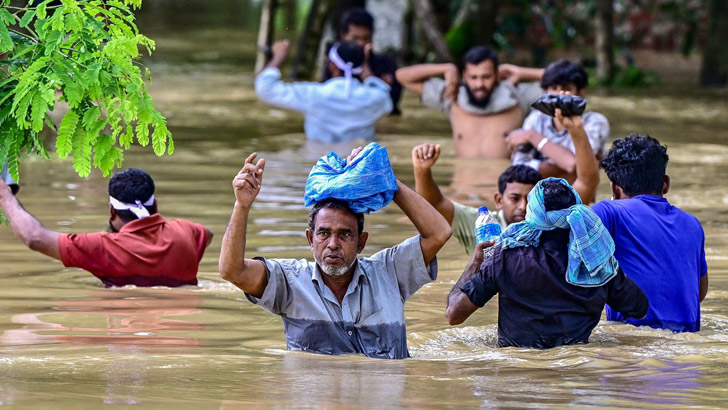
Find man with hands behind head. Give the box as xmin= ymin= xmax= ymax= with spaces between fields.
xmin=219 ymin=150 xmax=451 ymax=359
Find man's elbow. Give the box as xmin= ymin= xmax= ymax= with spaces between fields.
xmin=438 ymin=225 xmax=453 ymax=246
xmin=445 ymin=306 xmax=464 ymax=326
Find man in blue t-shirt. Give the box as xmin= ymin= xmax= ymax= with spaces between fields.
xmin=592 ymin=135 xmax=709 ymax=332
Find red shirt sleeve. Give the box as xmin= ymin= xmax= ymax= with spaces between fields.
xmin=58 ymin=232 xmax=110 ymax=273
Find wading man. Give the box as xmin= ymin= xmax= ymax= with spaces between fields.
xmin=321 ymin=8 xmax=402 ymax=114
xmin=0 ymin=168 xmax=212 ymax=287
xmin=594 ymin=135 xmax=708 ymax=332
xmin=507 ymin=60 xmax=609 ymax=182
xmin=396 ymin=46 xmax=544 ymax=158
xmin=446 ymin=178 xmax=648 ymax=348
xmin=256 ymin=40 xmax=392 ymax=143
xmin=219 ymin=152 xmax=451 ymax=359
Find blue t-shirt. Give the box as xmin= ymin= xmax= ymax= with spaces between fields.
xmin=592 ymin=195 xmax=708 ymax=332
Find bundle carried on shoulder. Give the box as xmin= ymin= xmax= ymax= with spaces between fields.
xmin=304 ymin=142 xmax=398 ymax=214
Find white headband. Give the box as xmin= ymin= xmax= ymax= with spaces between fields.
xmin=109 ymin=195 xmax=155 ymax=219
xmin=328 ymin=43 xmax=363 ymax=96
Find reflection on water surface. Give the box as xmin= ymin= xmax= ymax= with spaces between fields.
xmin=1 ymin=3 xmax=728 ymax=409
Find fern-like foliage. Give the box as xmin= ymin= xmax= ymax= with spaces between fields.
xmin=0 ymin=0 xmax=173 ymax=184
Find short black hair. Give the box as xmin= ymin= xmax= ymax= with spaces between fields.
xmin=341 ymin=8 xmax=374 ymax=34
xmin=308 ymin=199 xmax=365 ymax=235
xmin=600 ymin=134 xmax=669 ymax=197
xmin=462 ymin=46 xmax=499 ymax=69
xmin=332 ymin=41 xmax=365 ymax=68
xmin=541 ymin=59 xmax=589 ymax=91
xmin=108 ymin=168 xmax=156 ymax=222
xmin=498 ymin=165 xmax=543 ymax=194
xmin=542 ymin=180 xmax=577 ymax=212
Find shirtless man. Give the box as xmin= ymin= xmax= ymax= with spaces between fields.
xmin=396 ymin=46 xmax=544 ymax=158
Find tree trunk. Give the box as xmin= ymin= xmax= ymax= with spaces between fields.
xmin=700 ymin=0 xmax=728 ymax=86
xmin=410 ymin=0 xmax=453 ymax=62
xmin=254 ymin=0 xmax=277 ymax=74
xmin=473 ymin=0 xmax=498 ymax=47
xmin=594 ymin=0 xmax=614 ymax=84
xmin=291 ymin=0 xmax=334 ymax=80
xmin=367 ymin=0 xmax=409 ymax=54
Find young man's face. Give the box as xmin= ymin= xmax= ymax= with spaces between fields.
xmin=494 ymin=182 xmax=534 ymax=225
xmin=342 ymin=24 xmax=372 ymax=47
xmin=463 ymin=60 xmax=498 ymax=106
xmin=545 ymin=82 xmax=585 ymax=97
xmin=306 ymin=207 xmax=367 ymax=277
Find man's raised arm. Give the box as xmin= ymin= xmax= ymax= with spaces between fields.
xmin=392 ymin=180 xmax=451 ymax=265
xmin=219 ymin=153 xmax=269 ymax=298
xmin=0 ymin=179 xmax=60 ymax=260
xmin=558 ymin=109 xmax=600 ymax=204
xmin=395 ymin=63 xmax=459 ymax=99
xmin=411 ymin=143 xmax=455 ymax=225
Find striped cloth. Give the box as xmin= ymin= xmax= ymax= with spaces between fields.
xmin=498 ymin=177 xmax=619 ymax=287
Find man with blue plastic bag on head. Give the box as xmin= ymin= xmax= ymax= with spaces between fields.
xmin=446 ymin=178 xmax=648 ymax=348
xmin=219 ymin=143 xmax=451 ymax=359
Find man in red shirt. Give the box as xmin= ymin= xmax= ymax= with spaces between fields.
xmin=0 ymin=168 xmax=212 ymax=287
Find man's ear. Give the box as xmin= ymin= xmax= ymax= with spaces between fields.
xmin=493 ymin=192 xmax=503 ymax=209
xmin=662 ymin=175 xmax=670 ymax=195
xmin=109 ymin=205 xmax=116 ymax=220
xmin=610 ymin=182 xmax=626 ymax=200
xmin=151 ymin=199 xmax=158 ymax=214
xmin=357 ymin=232 xmax=368 ymax=253
xmin=305 ymin=229 xmax=314 ymax=248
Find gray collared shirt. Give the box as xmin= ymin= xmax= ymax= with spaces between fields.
xmin=246 ymin=235 xmax=437 ymax=359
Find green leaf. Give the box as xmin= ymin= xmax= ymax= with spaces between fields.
xmin=19 ymin=10 xmax=36 ymax=28
xmin=82 ymin=105 xmax=101 ymax=129
xmin=6 ymin=134 xmax=20 ymax=181
xmin=151 ymin=121 xmax=167 ymax=156
xmin=30 ymin=92 xmax=47 ymax=132
xmin=135 ymin=121 xmax=149 ymax=146
xmin=36 ymin=1 xmax=48 ymax=20
xmin=44 ymin=30 xmax=63 ymax=55
xmin=0 ymin=9 xmax=13 ymax=25
xmin=71 ymin=124 xmax=92 ymax=177
xmin=56 ymin=110 xmax=79 ymax=158
xmin=0 ymin=21 xmax=13 ymax=53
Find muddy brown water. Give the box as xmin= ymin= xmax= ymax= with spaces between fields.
xmin=2 ymin=5 xmax=728 ymax=409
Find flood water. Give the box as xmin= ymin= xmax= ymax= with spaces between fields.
xmin=2 ymin=3 xmax=728 ymax=409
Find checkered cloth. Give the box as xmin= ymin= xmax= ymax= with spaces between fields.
xmin=498 ymin=178 xmax=618 ymax=287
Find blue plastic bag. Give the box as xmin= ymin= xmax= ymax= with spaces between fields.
xmin=304 ymin=142 xmax=398 ymax=214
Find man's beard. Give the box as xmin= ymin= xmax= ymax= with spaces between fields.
xmin=315 ymin=255 xmax=357 ymax=277
xmin=464 ymin=84 xmax=492 ymax=108
xmin=107 ymin=221 xmax=119 ymax=233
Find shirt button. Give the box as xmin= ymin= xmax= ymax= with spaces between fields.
xmin=348 ymin=331 xmax=353 ymax=336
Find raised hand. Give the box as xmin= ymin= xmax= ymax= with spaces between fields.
xmin=346 ymin=146 xmax=364 ymax=164
xmin=498 ymin=63 xmax=521 ymax=83
xmin=555 ymin=107 xmax=583 ymax=131
xmin=411 ymin=143 xmax=441 ymax=171
xmin=233 ymin=153 xmax=266 ymax=208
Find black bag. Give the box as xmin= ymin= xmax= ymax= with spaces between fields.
xmin=531 ymin=94 xmax=586 ymax=117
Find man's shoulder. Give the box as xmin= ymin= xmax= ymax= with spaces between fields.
xmin=262 ymin=257 xmax=314 ymax=274
xmin=582 ymin=111 xmax=609 ymax=125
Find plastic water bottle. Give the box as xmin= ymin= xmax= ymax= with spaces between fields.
xmin=474 ymin=206 xmax=501 ymax=258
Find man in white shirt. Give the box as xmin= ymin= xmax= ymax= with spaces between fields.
xmin=255 ymin=40 xmax=392 ymax=143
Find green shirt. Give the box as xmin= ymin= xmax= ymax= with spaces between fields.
xmin=451 ymin=201 xmax=508 ymax=256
